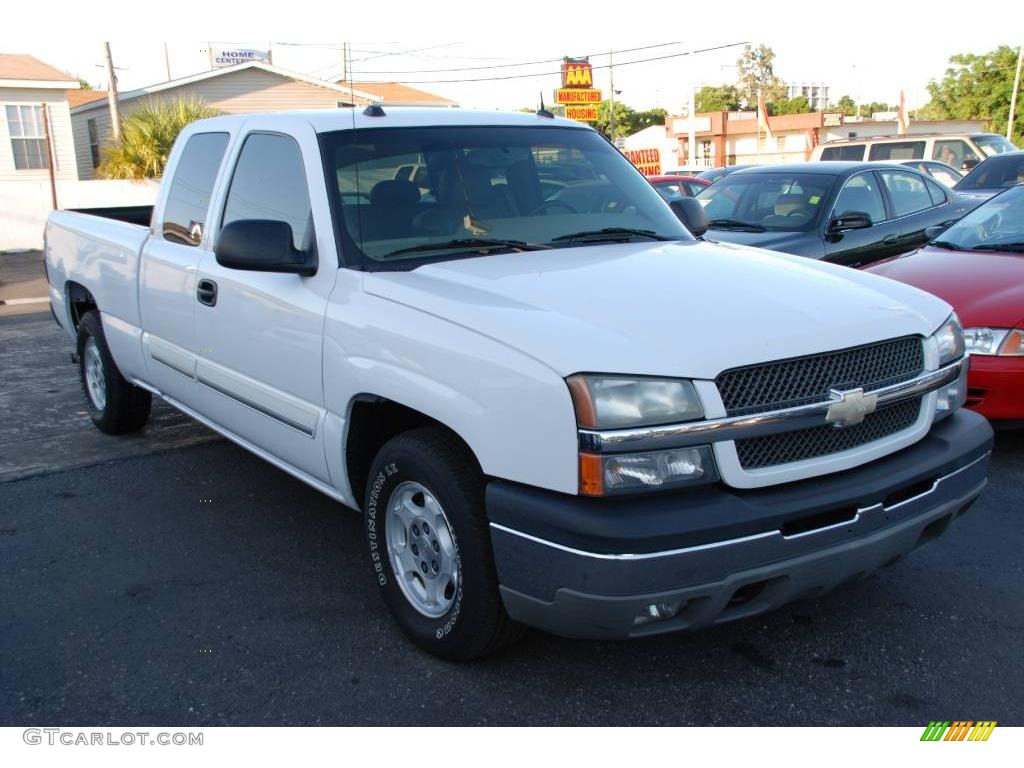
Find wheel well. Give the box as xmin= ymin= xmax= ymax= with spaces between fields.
xmin=345 ymin=397 xmax=476 ymax=509
xmin=65 ymin=281 xmax=97 ymax=331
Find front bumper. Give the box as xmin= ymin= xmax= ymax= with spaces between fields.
xmin=487 ymin=409 xmax=993 ymax=639
xmin=967 ymin=355 xmax=1024 ymax=423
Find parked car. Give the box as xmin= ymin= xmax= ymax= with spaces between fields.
xmin=812 ymin=133 xmax=1016 ymax=174
xmin=696 ymin=161 xmax=970 ymax=266
xmin=865 ymin=185 xmax=1024 ymax=426
xmin=648 ymin=174 xmax=710 ymax=202
xmin=696 ymin=164 xmax=757 ymax=183
xmin=952 ymin=150 xmax=1024 ymax=206
xmin=44 ymin=109 xmax=991 ymax=659
xmin=897 ymin=159 xmax=962 ymax=188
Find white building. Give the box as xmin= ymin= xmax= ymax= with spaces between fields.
xmin=786 ymin=82 xmax=830 ymax=111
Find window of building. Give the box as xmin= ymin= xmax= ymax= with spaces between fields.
xmin=87 ymin=118 xmax=101 ymax=168
xmin=5 ymin=105 xmax=49 ymax=170
xmin=222 ymin=133 xmax=313 ymax=251
xmin=161 ymin=132 xmax=230 ymax=246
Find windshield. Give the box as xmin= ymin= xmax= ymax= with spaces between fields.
xmin=932 ymin=185 xmax=1024 ymax=252
xmin=955 ymin=154 xmax=1024 ymax=190
xmin=318 ymin=126 xmax=691 ymax=268
xmin=694 ymin=172 xmax=835 ymax=231
xmin=973 ymin=135 xmax=1016 ymax=158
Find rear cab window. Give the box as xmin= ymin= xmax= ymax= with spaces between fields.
xmin=161 ymin=132 xmax=230 ymax=246
xmin=820 ymin=145 xmax=865 ymax=161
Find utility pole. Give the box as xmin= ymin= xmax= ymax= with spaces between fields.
xmin=608 ymin=49 xmax=615 ymax=143
xmin=41 ymin=104 xmax=58 ymax=210
xmin=103 ymin=42 xmax=122 ymax=143
xmin=688 ymin=49 xmax=697 ymax=168
xmin=163 ymin=42 xmax=172 ymax=81
xmin=1008 ymin=44 xmax=1023 ymax=142
xmin=342 ymin=41 xmax=348 ymax=83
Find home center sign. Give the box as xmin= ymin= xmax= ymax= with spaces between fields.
xmin=555 ymin=57 xmax=601 ymax=122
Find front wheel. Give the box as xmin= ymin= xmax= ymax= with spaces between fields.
xmin=364 ymin=426 xmax=523 ymax=660
xmin=77 ymin=311 xmax=151 ymax=435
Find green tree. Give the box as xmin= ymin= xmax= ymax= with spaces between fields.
xmin=834 ymin=94 xmax=857 ymax=116
xmin=595 ymin=100 xmax=636 ymax=140
xmin=75 ymin=76 xmax=93 ymax=91
xmin=861 ymin=101 xmax=897 ymax=117
xmin=694 ymin=84 xmax=740 ymax=112
xmin=633 ymin=107 xmax=668 ymax=131
xmin=735 ymin=44 xmax=785 ymax=108
xmin=924 ymin=45 xmax=1023 ymax=143
xmin=768 ymin=95 xmax=812 ymax=115
xmin=98 ymin=98 xmax=221 ymax=180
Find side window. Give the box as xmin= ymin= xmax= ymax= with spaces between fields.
xmin=820 ymin=145 xmax=865 ymax=161
xmin=932 ymin=139 xmax=980 ymax=168
xmin=222 ymin=133 xmax=313 ymax=251
xmin=868 ymin=141 xmax=925 ymax=160
xmin=161 ymin=132 xmax=229 ymax=246
xmin=924 ymin=177 xmax=948 ymax=205
xmin=832 ymin=173 xmax=886 ymax=224
xmin=879 ymin=170 xmax=933 ymax=217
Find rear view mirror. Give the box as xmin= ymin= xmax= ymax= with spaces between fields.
xmin=960 ymin=159 xmax=979 ymax=173
xmin=216 ymin=220 xmax=317 ymax=277
xmin=828 ymin=212 xmax=872 ymax=233
xmin=669 ymin=198 xmax=709 ymax=238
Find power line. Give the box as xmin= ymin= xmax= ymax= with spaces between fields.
xmin=336 ymin=40 xmax=690 ymax=74
xmin=356 ymin=42 xmax=749 ymax=84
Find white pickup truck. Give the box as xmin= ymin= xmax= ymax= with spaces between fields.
xmin=45 ymin=108 xmax=992 ymax=660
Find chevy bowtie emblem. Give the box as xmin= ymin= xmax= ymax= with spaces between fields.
xmin=826 ymin=387 xmax=878 ymax=428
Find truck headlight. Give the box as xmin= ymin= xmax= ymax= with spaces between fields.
xmin=932 ymin=313 xmax=965 ymax=366
xmin=579 ymin=445 xmax=718 ymax=496
xmin=963 ymin=327 xmax=1024 ymax=356
xmin=566 ymin=374 xmax=704 ymax=429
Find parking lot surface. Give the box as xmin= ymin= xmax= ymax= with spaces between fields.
xmin=1 ymin=259 xmax=1021 ymax=726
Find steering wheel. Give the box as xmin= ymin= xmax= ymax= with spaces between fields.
xmin=529 ymin=201 xmax=578 ymax=215
xmin=786 ymin=209 xmax=810 ymax=217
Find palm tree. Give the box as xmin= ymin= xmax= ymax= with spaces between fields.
xmin=98 ymin=98 xmax=221 ymax=180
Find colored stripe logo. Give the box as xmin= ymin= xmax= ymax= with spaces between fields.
xmin=920 ymin=721 xmax=997 ymax=741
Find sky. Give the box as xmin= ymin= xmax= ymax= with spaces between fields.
xmin=3 ymin=0 xmax=1018 ymax=115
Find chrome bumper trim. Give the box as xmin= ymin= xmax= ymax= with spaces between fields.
xmin=578 ymin=358 xmax=964 ymax=454
xmin=490 ymin=451 xmax=988 ymax=561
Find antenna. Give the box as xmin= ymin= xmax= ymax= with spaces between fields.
xmin=537 ymin=91 xmax=553 ymax=119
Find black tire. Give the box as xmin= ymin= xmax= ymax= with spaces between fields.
xmin=77 ymin=310 xmax=151 ymax=435
xmin=364 ymin=426 xmax=524 ymax=660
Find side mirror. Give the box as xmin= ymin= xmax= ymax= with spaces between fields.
xmin=215 ymin=219 xmax=317 ymax=277
xmin=669 ymin=198 xmax=709 ymax=238
xmin=924 ymin=225 xmax=946 ymax=241
xmin=960 ymin=158 xmax=979 ymax=173
xmin=828 ymin=211 xmax=872 ymax=233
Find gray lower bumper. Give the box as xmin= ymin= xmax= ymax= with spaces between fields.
xmin=489 ymin=411 xmax=993 ymax=640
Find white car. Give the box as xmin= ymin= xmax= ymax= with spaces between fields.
xmin=45 ymin=108 xmax=992 ymax=659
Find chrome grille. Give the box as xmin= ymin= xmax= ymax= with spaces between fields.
xmin=735 ymin=397 xmax=922 ymax=470
xmin=716 ymin=336 xmax=924 ymax=417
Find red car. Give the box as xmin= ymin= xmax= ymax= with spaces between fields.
xmin=866 ymin=185 xmax=1024 ymax=425
xmin=648 ymin=175 xmax=710 ymax=202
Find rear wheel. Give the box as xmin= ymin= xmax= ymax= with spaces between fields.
xmin=77 ymin=311 xmax=151 ymax=434
xmin=364 ymin=426 xmax=523 ymax=660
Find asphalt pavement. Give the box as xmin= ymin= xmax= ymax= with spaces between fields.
xmin=1 ymin=253 xmax=1022 ymax=726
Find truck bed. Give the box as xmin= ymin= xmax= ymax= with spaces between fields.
xmin=67 ymin=205 xmax=154 ymax=228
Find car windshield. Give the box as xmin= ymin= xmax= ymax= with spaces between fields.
xmin=318 ymin=125 xmax=691 ymax=268
xmin=694 ymin=172 xmax=834 ymax=231
xmin=973 ymin=135 xmax=1016 ymax=158
xmin=931 ymin=185 xmax=1024 ymax=252
xmin=955 ymin=154 xmax=1024 ymax=190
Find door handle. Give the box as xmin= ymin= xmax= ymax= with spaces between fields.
xmin=881 ymin=234 xmax=900 ymax=244
xmin=197 ymin=278 xmax=218 ymax=307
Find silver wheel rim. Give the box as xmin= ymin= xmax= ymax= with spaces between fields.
xmin=84 ymin=337 xmax=107 ymax=412
xmin=385 ymin=481 xmax=460 ymax=618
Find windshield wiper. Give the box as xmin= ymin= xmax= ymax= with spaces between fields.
xmin=707 ymin=219 xmax=766 ymax=232
xmin=387 ymin=238 xmax=550 ymax=258
xmin=550 ymin=227 xmax=674 ymax=244
xmin=930 ymin=239 xmax=967 ymax=251
xmin=970 ymin=242 xmax=1024 ymax=252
